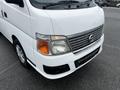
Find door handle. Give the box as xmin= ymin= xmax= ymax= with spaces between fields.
xmin=1 ymin=10 xmax=7 ymax=18
xmin=4 ymin=12 xmax=7 ymax=18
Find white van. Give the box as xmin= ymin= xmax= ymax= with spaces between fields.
xmin=0 ymin=0 xmax=104 ymax=79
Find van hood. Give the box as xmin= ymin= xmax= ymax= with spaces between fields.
xmin=44 ymin=6 xmax=104 ymax=36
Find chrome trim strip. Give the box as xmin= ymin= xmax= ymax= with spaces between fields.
xmin=67 ymin=25 xmax=103 ymax=38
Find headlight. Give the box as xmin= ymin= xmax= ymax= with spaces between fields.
xmin=36 ymin=33 xmax=70 ymax=56
xmin=51 ymin=40 xmax=70 ymax=55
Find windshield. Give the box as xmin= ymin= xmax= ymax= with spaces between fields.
xmin=29 ymin=0 xmax=96 ymax=10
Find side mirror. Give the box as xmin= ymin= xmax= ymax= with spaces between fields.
xmin=5 ymin=0 xmax=24 ymax=7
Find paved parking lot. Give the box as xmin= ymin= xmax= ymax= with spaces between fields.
xmin=0 ymin=8 xmax=120 ymax=90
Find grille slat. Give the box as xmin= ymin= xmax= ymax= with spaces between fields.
xmin=69 ymin=34 xmax=89 ymax=42
xmin=68 ymin=25 xmax=103 ymax=52
xmin=69 ymin=38 xmax=89 ymax=45
xmin=70 ymin=41 xmax=89 ymax=48
xmin=69 ymin=36 xmax=88 ymax=43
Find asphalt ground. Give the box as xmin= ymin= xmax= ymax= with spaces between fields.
xmin=0 ymin=8 xmax=120 ymax=90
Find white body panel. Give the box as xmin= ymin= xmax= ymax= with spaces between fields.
xmin=33 ymin=35 xmax=104 ymax=79
xmin=45 ymin=6 xmax=104 ymax=35
xmin=0 ymin=0 xmax=105 ymax=79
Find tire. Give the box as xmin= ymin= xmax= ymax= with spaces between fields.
xmin=13 ymin=39 xmax=29 ymax=68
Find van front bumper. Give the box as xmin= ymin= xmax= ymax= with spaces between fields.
xmin=33 ymin=35 xmax=104 ymax=79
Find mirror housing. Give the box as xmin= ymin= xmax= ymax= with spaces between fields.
xmin=5 ymin=0 xmax=24 ymax=7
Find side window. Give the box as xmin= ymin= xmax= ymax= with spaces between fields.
xmin=5 ymin=0 xmax=12 ymax=3
xmin=5 ymin=0 xmax=24 ymax=7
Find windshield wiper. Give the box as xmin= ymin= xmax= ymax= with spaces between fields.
xmin=43 ymin=0 xmax=81 ymax=9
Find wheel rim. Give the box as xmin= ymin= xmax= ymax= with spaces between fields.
xmin=16 ymin=45 xmax=26 ymax=63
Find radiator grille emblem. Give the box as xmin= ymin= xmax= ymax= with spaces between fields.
xmin=89 ymin=34 xmax=94 ymax=43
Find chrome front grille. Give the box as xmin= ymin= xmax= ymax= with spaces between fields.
xmin=67 ymin=25 xmax=103 ymax=52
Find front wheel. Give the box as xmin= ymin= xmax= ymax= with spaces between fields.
xmin=14 ymin=40 xmax=29 ymax=68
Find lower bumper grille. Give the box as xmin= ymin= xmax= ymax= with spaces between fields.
xmin=43 ymin=64 xmax=70 ymax=75
xmin=75 ymin=47 xmax=100 ymax=68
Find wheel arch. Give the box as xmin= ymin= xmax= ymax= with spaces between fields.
xmin=11 ymin=33 xmax=35 ymax=64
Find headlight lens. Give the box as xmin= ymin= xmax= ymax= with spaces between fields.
xmin=51 ymin=40 xmax=70 ymax=55
xmin=36 ymin=33 xmax=70 ymax=56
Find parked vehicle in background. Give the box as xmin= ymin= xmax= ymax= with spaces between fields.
xmin=94 ymin=0 xmax=105 ymax=7
xmin=0 ymin=0 xmax=104 ymax=79
xmin=105 ymin=0 xmax=120 ymax=7
xmin=116 ymin=3 xmax=120 ymax=7
xmin=95 ymin=0 xmax=120 ymax=7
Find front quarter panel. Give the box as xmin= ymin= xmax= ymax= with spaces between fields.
xmin=25 ymin=0 xmax=54 ymax=38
